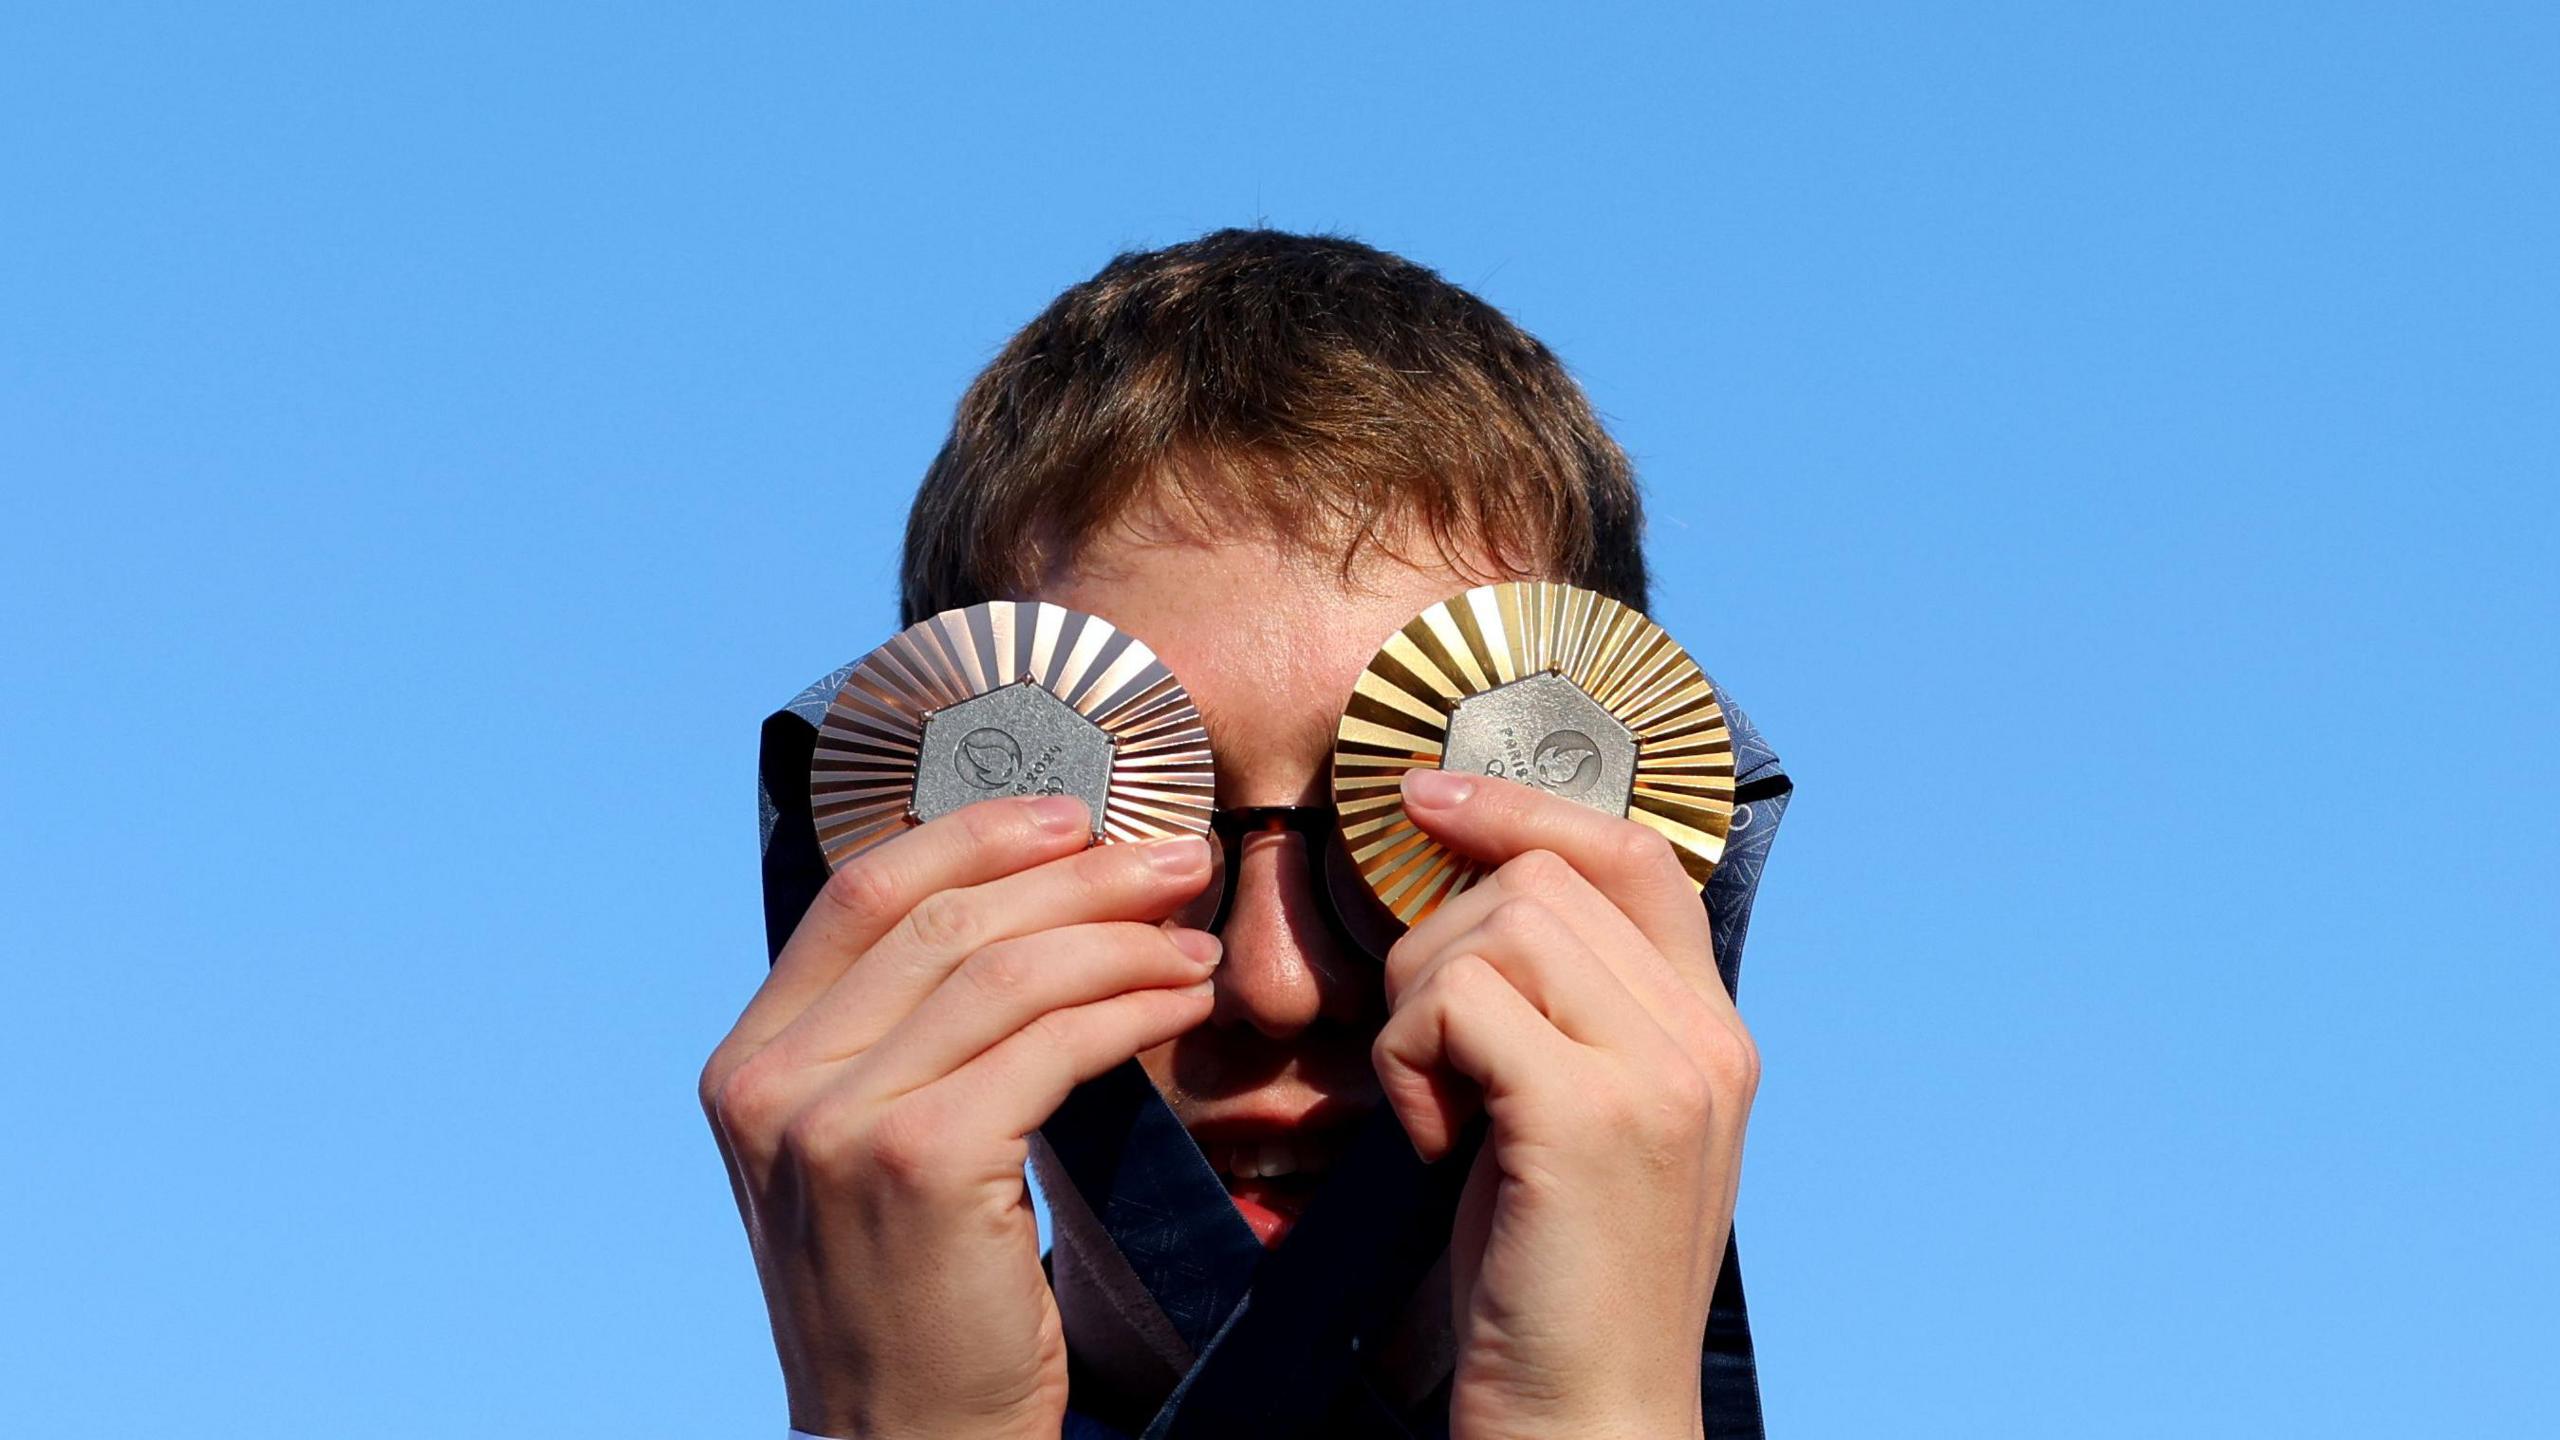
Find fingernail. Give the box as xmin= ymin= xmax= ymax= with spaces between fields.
xmin=1178 ymin=977 xmax=1217 ymax=997
xmin=1402 ymin=767 xmax=1475 ymax=808
xmin=1027 ymin=795 xmax=1090 ymax=834
xmin=1169 ymin=928 xmax=1223 ymax=967
xmin=1145 ymin=835 xmax=1211 ymax=874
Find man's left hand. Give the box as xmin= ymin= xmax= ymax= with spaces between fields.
xmin=1375 ymin=766 xmax=1757 ymax=1440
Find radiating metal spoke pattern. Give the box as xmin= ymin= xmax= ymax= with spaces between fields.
xmin=809 ymin=600 xmax=1217 ymax=868
xmin=1332 ymin=581 xmax=1737 ymax=925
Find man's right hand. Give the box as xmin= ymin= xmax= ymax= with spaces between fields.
xmin=700 ymin=794 xmax=1220 ymax=1440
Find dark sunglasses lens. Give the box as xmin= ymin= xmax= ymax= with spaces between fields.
xmin=1319 ymin=824 xmax=1408 ymax=962
xmin=1166 ymin=835 xmax=1228 ymax=933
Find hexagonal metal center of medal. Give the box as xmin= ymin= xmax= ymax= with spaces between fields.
xmin=912 ymin=680 xmax=1115 ymax=833
xmin=1441 ymin=671 xmax=1637 ymax=816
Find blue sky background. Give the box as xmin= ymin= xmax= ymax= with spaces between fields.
xmin=5 ymin=5 xmax=2555 ymax=1436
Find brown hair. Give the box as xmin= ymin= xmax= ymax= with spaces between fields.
xmin=898 ymin=228 xmax=1649 ymax=624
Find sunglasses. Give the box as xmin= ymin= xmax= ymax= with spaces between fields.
xmin=1167 ymin=805 xmax=1410 ymax=964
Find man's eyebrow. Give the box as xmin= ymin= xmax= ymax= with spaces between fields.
xmin=1181 ymin=694 xmax=1338 ymax=799
xmin=1186 ymin=693 xmax=1239 ymax=753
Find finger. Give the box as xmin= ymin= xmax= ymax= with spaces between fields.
xmin=857 ymin=922 xmax=1223 ymax=1096
xmin=917 ymin=979 xmax=1219 ymax=1142
xmin=1385 ymin=850 xmax=1660 ymax=1005
xmin=1373 ymin=951 xmax=1580 ymax=1161
xmin=704 ymin=793 xmax=1093 ymax=1099
xmin=1470 ymin=850 xmax=1738 ymax=1037
xmin=1386 ymin=838 xmax=1716 ymax=1044
xmin=1399 ymin=767 xmax=1712 ymax=976
xmin=765 ymin=831 xmax=1214 ymax=1067
xmin=1378 ymin=869 xmax=1511 ymax=999
xmin=1389 ymin=896 xmax=1671 ymax=1056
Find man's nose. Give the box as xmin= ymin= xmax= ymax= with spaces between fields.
xmin=1207 ymin=832 xmax=1381 ymax=1039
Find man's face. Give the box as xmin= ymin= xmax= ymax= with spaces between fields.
xmin=1039 ymin=522 xmax=1491 ymax=1246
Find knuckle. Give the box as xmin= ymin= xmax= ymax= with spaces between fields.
xmin=820 ymin=855 xmax=903 ymax=931
xmin=1436 ymin=951 xmax=1499 ymax=999
xmin=1501 ymin=848 xmax=1574 ymax=894
xmin=695 ymin=1050 xmax=731 ymax=1118
xmin=707 ymin=1055 xmax=789 ymax=1140
xmin=903 ymin=888 xmax=981 ymax=954
xmin=1703 ymin=1022 xmax=1763 ymax=1098
xmin=1370 ymin=1009 xmax=1421 ymax=1068
xmin=778 ymin=1104 xmax=845 ymax=1168
xmin=1622 ymin=1075 xmax=1710 ymax=1176
xmin=857 ymin=1102 xmax=957 ymax=1193
xmin=1485 ymin=897 xmax=1552 ymax=944
xmin=961 ymin=941 xmax=1036 ymax=1004
xmin=1610 ymin=821 xmax=1676 ymax=876
xmin=1023 ymin=1006 xmax=1080 ymax=1056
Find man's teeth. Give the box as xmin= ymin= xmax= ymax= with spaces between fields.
xmin=1212 ymin=1139 xmax=1326 ymax=1180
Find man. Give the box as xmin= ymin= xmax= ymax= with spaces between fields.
xmin=705 ymin=230 xmax=1793 ymax=1438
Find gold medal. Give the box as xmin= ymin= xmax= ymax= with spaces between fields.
xmin=809 ymin=601 xmax=1215 ymax=868
xmin=1331 ymin=581 xmax=1736 ymax=925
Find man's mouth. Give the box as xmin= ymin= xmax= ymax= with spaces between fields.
xmin=1197 ymin=1129 xmax=1356 ymax=1246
